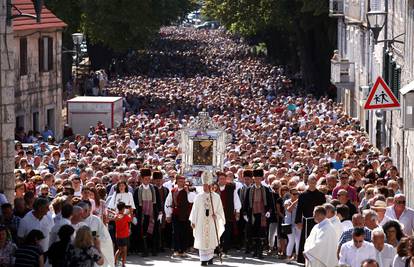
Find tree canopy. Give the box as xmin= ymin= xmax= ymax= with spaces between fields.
xmin=46 ymin=0 xmax=197 ymax=52
xmin=203 ymin=0 xmax=337 ymax=94
xmin=44 ymin=0 xmax=197 ymax=74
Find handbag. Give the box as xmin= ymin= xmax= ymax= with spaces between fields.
xmin=281 ymin=223 xmax=292 ymax=235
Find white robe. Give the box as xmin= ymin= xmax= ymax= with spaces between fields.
xmin=190 ymin=192 xmax=225 ymax=253
xmin=330 ymin=215 xmax=343 ymax=241
xmin=304 ymin=218 xmax=338 ymax=267
xmin=83 ymin=214 xmax=115 ymax=267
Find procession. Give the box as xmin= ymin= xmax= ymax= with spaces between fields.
xmin=2 ymin=25 xmax=410 ymax=267
xmin=1 ymin=0 xmax=414 ymax=267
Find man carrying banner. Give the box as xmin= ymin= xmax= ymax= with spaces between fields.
xmin=190 ymin=171 xmax=225 ymax=266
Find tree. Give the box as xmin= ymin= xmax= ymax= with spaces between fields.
xmin=204 ymin=0 xmax=337 ymax=94
xmin=45 ymin=0 xmax=197 ymax=70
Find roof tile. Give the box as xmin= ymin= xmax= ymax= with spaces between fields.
xmin=12 ymin=0 xmax=67 ymax=31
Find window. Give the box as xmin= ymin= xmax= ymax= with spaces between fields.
xmin=38 ymin=36 xmax=54 ymax=72
xmin=20 ymin=37 xmax=27 ymax=76
xmin=47 ymin=108 xmax=55 ymax=133
xmin=16 ymin=115 xmax=24 ymax=130
xmin=33 ymin=112 xmax=39 ymax=132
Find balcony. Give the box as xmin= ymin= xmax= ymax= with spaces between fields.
xmin=329 ymin=0 xmax=344 ymax=17
xmin=331 ymin=59 xmax=355 ymax=86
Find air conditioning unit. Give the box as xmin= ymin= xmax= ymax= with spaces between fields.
xmin=360 ymin=85 xmax=370 ymax=100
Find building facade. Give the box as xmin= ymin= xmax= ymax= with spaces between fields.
xmin=330 ymin=0 xmax=414 ymax=206
xmin=0 ymin=0 xmax=65 ymax=200
xmin=13 ymin=0 xmax=66 ymax=141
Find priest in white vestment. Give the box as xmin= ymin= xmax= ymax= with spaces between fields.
xmin=304 ymin=205 xmax=338 ymax=267
xmin=190 ymin=171 xmax=225 ymax=266
xmin=79 ymin=201 xmax=115 ymax=267
xmin=324 ymin=203 xmax=343 ymax=240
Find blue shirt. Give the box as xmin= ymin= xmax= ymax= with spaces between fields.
xmin=338 ymin=227 xmax=372 ymax=247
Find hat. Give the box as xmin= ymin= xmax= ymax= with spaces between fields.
xmin=243 ymin=169 xmax=254 ymax=178
xmin=252 ymin=169 xmax=264 ymax=177
xmin=372 ymin=200 xmax=387 ymax=210
xmin=140 ymin=168 xmax=151 ymax=177
xmin=152 ymin=171 xmax=163 ymax=180
xmin=201 ymin=171 xmax=213 ymax=185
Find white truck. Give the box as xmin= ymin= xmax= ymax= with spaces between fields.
xmin=67 ymin=96 xmax=123 ymax=135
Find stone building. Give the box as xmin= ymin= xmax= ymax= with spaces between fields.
xmin=330 ymin=0 xmax=414 ymax=206
xmin=0 ymin=0 xmax=16 ymax=201
xmin=387 ymin=0 xmax=414 ymax=206
xmin=13 ymin=0 xmax=66 ymax=141
xmin=0 ymin=0 xmax=66 ymax=200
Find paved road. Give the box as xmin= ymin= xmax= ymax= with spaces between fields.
xmin=123 ymin=251 xmax=303 ymax=267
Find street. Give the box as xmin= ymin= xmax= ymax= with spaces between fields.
xmin=124 ymin=252 xmax=302 ymax=267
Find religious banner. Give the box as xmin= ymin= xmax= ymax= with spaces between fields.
xmin=177 ymin=110 xmax=230 ymax=185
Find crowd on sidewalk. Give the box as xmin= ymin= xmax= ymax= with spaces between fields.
xmin=2 ymin=26 xmax=411 ymax=267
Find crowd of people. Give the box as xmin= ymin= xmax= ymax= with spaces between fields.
xmin=2 ymin=26 xmax=411 ymax=267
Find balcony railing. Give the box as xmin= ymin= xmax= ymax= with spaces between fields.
xmin=329 ymin=0 xmax=344 ymax=17
xmin=331 ymin=59 xmax=355 ymax=85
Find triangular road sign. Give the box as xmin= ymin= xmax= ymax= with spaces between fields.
xmin=364 ymin=76 xmax=400 ymax=110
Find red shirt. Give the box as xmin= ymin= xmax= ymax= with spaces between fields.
xmin=115 ymin=214 xmax=131 ymax=238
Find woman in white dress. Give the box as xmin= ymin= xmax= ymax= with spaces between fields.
xmin=108 ymin=181 xmax=135 ymax=213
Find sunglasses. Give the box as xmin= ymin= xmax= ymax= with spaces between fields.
xmin=396 ymin=201 xmax=406 ymax=204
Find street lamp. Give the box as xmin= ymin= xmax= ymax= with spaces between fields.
xmin=71 ymin=33 xmax=84 ymax=95
xmin=366 ymin=10 xmax=386 ymax=44
xmin=72 ymin=33 xmax=84 ymax=46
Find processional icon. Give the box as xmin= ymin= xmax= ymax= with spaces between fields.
xmin=176 ymin=110 xmax=231 ymax=185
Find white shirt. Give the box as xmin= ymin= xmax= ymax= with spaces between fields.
xmin=164 ymin=187 xmax=196 ymax=218
xmin=385 ymin=206 xmax=414 ymax=236
xmin=234 ymin=181 xmax=243 ymax=192
xmin=379 ymin=215 xmax=392 ymax=226
xmin=339 ymin=240 xmax=376 ymax=267
xmin=128 ymin=139 xmax=136 ymax=149
xmin=49 ymin=218 xmax=71 ymax=246
xmin=108 ymin=192 xmax=136 ymax=210
xmin=17 ymin=211 xmax=54 ymax=252
xmin=375 ymin=243 xmax=396 ymax=267
xmin=392 ymin=255 xmax=409 ymax=267
xmin=219 ymin=185 xmax=241 ymax=213
xmin=163 ymin=180 xmax=175 ymax=191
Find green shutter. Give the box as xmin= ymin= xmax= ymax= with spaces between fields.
xmin=383 ymin=50 xmax=390 ymax=83
xmin=393 ymin=66 xmax=401 ymax=101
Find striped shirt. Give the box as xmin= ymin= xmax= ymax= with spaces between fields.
xmin=14 ymin=245 xmax=42 ymax=267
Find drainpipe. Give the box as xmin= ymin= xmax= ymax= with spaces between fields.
xmin=381 ymin=0 xmax=389 ymax=150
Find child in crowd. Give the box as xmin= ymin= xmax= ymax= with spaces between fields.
xmin=114 ymin=202 xmax=131 ymax=267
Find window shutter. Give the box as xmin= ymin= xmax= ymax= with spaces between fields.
xmin=383 ymin=50 xmax=390 ymax=83
xmin=48 ymin=37 xmax=53 ymax=71
xmin=38 ymin=37 xmax=44 ymax=72
xmin=392 ymin=66 xmax=401 ymax=101
xmin=20 ymin=38 xmax=27 ymax=76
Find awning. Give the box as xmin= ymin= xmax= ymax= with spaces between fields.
xmin=400 ymin=80 xmax=414 ymax=95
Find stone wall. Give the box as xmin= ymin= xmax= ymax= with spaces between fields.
xmin=0 ymin=0 xmax=17 ymax=201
